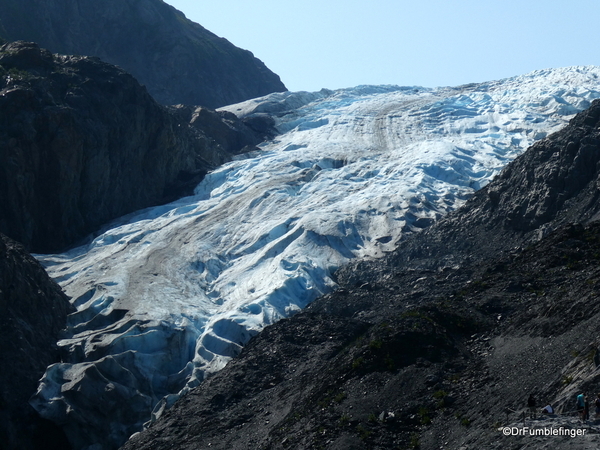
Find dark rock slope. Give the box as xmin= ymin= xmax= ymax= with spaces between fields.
xmin=0 ymin=233 xmax=74 ymax=450
xmin=121 ymin=103 xmax=600 ymax=449
xmin=0 ymin=41 xmax=271 ymax=253
xmin=0 ymin=0 xmax=287 ymax=107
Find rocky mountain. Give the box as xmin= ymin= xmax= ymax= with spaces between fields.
xmin=0 ymin=0 xmax=287 ymax=108
xmin=0 ymin=41 xmax=274 ymax=252
xmin=0 ymin=233 xmax=74 ymax=450
xmin=121 ymin=101 xmax=600 ymax=449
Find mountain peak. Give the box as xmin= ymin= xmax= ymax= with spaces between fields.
xmin=0 ymin=0 xmax=287 ymax=107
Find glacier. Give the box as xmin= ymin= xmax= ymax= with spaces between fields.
xmin=30 ymin=67 xmax=600 ymax=449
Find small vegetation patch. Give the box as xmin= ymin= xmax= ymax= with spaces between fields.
xmin=334 ymin=392 xmax=346 ymax=403
xmin=368 ymin=338 xmax=383 ymax=350
xmin=3 ymin=66 xmax=32 ymax=83
xmin=351 ymin=356 xmax=365 ymax=370
xmin=356 ymin=423 xmax=372 ymax=440
xmin=433 ymin=390 xmax=449 ymax=408
xmin=408 ymin=432 xmax=421 ymax=449
xmin=418 ymin=406 xmax=431 ymax=425
xmin=339 ymin=414 xmax=351 ymax=427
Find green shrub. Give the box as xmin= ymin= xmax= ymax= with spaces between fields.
xmin=418 ymin=407 xmax=431 ymax=425
xmin=352 ymin=357 xmax=364 ymax=369
xmin=334 ymin=392 xmax=346 ymax=403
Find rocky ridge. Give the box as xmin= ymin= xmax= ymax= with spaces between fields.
xmin=0 ymin=233 xmax=74 ymax=450
xmin=0 ymin=0 xmax=287 ymax=107
xmin=121 ymin=102 xmax=600 ymax=449
xmin=0 ymin=41 xmax=272 ymax=252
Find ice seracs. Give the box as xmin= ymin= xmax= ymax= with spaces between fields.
xmin=31 ymin=66 xmax=600 ymax=449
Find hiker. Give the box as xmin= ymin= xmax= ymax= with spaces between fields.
xmin=595 ymin=393 xmax=600 ymax=419
xmin=541 ymin=404 xmax=554 ymax=415
xmin=528 ymin=394 xmax=537 ymax=419
xmin=577 ymin=393 xmax=585 ymax=420
xmin=585 ymin=394 xmax=590 ymax=420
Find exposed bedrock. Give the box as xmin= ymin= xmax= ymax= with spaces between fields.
xmin=0 ymin=233 xmax=74 ymax=450
xmin=0 ymin=0 xmax=287 ymax=107
xmin=0 ymin=41 xmax=272 ymax=253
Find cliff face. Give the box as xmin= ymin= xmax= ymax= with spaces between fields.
xmin=0 ymin=41 xmax=270 ymax=252
xmin=0 ymin=233 xmax=74 ymax=450
xmin=121 ymin=103 xmax=600 ymax=449
xmin=0 ymin=0 xmax=287 ymax=107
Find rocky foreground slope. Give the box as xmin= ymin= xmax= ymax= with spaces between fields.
xmin=0 ymin=0 xmax=287 ymax=107
xmin=0 ymin=41 xmax=273 ymax=252
xmin=0 ymin=233 xmax=73 ymax=450
xmin=122 ymin=102 xmax=600 ymax=449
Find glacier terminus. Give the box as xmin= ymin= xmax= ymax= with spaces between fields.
xmin=30 ymin=67 xmax=600 ymax=449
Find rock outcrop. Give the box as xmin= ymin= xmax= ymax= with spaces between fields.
xmin=0 ymin=0 xmax=287 ymax=107
xmin=0 ymin=233 xmax=74 ymax=450
xmin=0 ymin=41 xmax=270 ymax=252
xmin=121 ymin=103 xmax=600 ymax=449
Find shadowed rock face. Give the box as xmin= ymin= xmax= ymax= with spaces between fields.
xmin=120 ymin=103 xmax=600 ymax=449
xmin=0 ymin=233 xmax=74 ymax=450
xmin=0 ymin=0 xmax=287 ymax=107
xmin=0 ymin=41 xmax=271 ymax=253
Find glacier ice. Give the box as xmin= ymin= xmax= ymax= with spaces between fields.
xmin=31 ymin=67 xmax=600 ymax=449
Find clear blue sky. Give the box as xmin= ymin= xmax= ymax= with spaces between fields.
xmin=165 ymin=0 xmax=600 ymax=92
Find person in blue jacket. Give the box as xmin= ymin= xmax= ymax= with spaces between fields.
xmin=577 ymin=393 xmax=585 ymax=420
